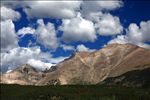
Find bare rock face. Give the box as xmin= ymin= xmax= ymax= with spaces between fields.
xmin=1 ymin=44 xmax=150 ymax=85
xmin=37 ymin=44 xmax=150 ymax=85
xmin=1 ymin=64 xmax=46 ymax=85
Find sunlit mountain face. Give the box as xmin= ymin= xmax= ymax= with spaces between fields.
xmin=1 ymin=0 xmax=150 ymax=73
xmin=1 ymin=44 xmax=150 ymax=86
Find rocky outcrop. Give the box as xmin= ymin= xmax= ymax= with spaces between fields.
xmin=1 ymin=64 xmax=46 ymax=85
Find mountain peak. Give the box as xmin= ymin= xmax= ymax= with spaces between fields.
xmin=1 ymin=64 xmax=45 ymax=85
xmin=10 ymin=64 xmax=39 ymax=74
xmin=37 ymin=43 xmax=150 ymax=85
xmin=1 ymin=43 xmax=150 ymax=86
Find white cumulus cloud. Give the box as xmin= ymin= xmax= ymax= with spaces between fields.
xmin=76 ymin=44 xmax=96 ymax=52
xmin=27 ymin=59 xmax=54 ymax=71
xmin=0 ymin=46 xmax=51 ymax=72
xmin=49 ymin=56 xmax=69 ymax=64
xmin=2 ymin=0 xmax=122 ymax=20
xmin=17 ymin=19 xmax=59 ymax=50
xmin=108 ymin=35 xmax=129 ymax=44
xmin=36 ymin=19 xmax=58 ymax=49
xmin=108 ymin=20 xmax=150 ymax=49
xmin=61 ymin=44 xmax=75 ymax=51
xmin=1 ymin=46 xmax=69 ymax=72
xmin=17 ymin=27 xmax=35 ymax=36
xmin=95 ymin=13 xmax=123 ymax=36
xmin=81 ymin=0 xmax=123 ymax=20
xmin=1 ymin=6 xmax=21 ymax=21
xmin=127 ymin=21 xmax=150 ymax=43
xmin=23 ymin=1 xmax=82 ymax=19
xmin=0 ymin=20 xmax=18 ymax=52
xmin=60 ymin=13 xmax=96 ymax=42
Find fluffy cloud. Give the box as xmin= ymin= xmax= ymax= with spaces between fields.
xmin=108 ymin=20 xmax=150 ymax=49
xmin=2 ymin=1 xmax=122 ymax=20
xmin=49 ymin=56 xmax=69 ymax=64
xmin=1 ymin=1 xmax=25 ymax=9
xmin=140 ymin=20 xmax=150 ymax=41
xmin=81 ymin=0 xmax=123 ymax=20
xmin=0 ymin=46 xmax=50 ymax=72
xmin=17 ymin=19 xmax=58 ymax=49
xmin=36 ymin=19 xmax=58 ymax=49
xmin=27 ymin=59 xmax=54 ymax=71
xmin=61 ymin=44 xmax=75 ymax=51
xmin=23 ymin=1 xmax=82 ymax=19
xmin=82 ymin=1 xmax=122 ymax=11
xmin=80 ymin=1 xmax=123 ymax=36
xmin=1 ymin=6 xmax=21 ymax=21
xmin=60 ymin=13 xmax=96 ymax=42
xmin=108 ymin=35 xmax=129 ymax=44
xmin=1 ymin=1 xmax=81 ymax=19
xmin=0 ymin=46 xmax=66 ymax=72
xmin=0 ymin=20 xmax=18 ymax=52
xmin=1 ymin=45 xmax=69 ymax=72
xmin=127 ymin=21 xmax=150 ymax=43
xmin=95 ymin=13 xmax=123 ymax=36
xmin=76 ymin=44 xmax=96 ymax=52
xmin=108 ymin=35 xmax=150 ymax=49
xmin=136 ymin=43 xmax=150 ymax=49
xmin=17 ymin=27 xmax=35 ymax=36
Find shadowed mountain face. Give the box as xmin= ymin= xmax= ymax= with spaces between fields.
xmin=1 ymin=44 xmax=150 ymax=86
xmin=102 ymin=67 xmax=150 ymax=87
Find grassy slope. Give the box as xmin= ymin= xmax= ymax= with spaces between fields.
xmin=1 ymin=84 xmax=150 ymax=100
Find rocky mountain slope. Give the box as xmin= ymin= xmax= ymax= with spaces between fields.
xmin=1 ymin=44 xmax=150 ymax=86
xmin=37 ymin=43 xmax=150 ymax=85
xmin=1 ymin=64 xmax=46 ymax=85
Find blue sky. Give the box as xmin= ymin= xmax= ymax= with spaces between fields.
xmin=1 ymin=0 xmax=150 ymax=72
